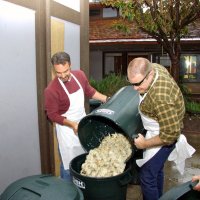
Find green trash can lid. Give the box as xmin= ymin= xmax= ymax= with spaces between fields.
xmin=0 ymin=175 xmax=83 ymax=200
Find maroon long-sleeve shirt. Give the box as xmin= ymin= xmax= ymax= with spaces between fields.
xmin=44 ymin=70 xmax=96 ymax=125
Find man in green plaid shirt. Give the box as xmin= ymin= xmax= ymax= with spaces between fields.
xmin=127 ymin=57 xmax=185 ymax=200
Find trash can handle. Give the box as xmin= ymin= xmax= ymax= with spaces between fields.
xmin=119 ymin=172 xmax=132 ymax=186
xmin=159 ymin=180 xmax=199 ymax=200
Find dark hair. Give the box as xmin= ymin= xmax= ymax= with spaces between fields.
xmin=51 ymin=52 xmax=71 ymax=65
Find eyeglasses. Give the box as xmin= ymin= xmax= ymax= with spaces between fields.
xmin=126 ymin=71 xmax=150 ymax=87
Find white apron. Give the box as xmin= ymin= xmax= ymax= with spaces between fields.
xmin=56 ymin=74 xmax=86 ymax=170
xmin=136 ymin=71 xmax=195 ymax=174
xmin=136 ymin=92 xmax=161 ymax=167
xmin=136 ymin=70 xmax=160 ymax=167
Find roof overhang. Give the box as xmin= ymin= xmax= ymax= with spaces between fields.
xmin=90 ymin=38 xmax=200 ymax=44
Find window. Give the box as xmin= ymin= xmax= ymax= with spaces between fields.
xmin=154 ymin=54 xmax=171 ymax=73
xmin=90 ymin=9 xmax=101 ymax=17
xmin=104 ymin=53 xmax=122 ymax=76
xmin=180 ymin=55 xmax=200 ymax=82
xmin=103 ymin=8 xmax=118 ymax=18
xmin=154 ymin=54 xmax=200 ymax=82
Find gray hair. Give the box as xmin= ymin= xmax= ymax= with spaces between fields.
xmin=51 ymin=52 xmax=71 ymax=65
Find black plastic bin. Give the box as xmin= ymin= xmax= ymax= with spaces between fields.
xmin=70 ymin=153 xmax=132 ymax=200
xmin=0 ymin=174 xmax=83 ymax=200
xmin=70 ymin=86 xmax=144 ymax=200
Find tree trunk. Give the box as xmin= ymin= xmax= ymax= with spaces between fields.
xmin=170 ymin=56 xmax=180 ymax=82
xmin=168 ymin=41 xmax=181 ymax=83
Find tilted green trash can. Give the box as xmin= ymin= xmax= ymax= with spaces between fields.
xmin=78 ymin=86 xmax=144 ymax=152
xmin=89 ymin=99 xmax=101 ymax=112
xmin=69 ymin=86 xmax=144 ymax=200
xmin=0 ymin=174 xmax=83 ymax=200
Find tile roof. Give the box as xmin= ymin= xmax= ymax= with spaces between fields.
xmin=89 ymin=18 xmax=200 ymax=42
xmin=90 ymin=18 xmax=149 ymax=40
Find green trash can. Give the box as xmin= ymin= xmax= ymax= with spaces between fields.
xmin=159 ymin=180 xmax=200 ymax=200
xmin=78 ymin=86 xmax=144 ymax=152
xmin=89 ymin=99 xmax=101 ymax=112
xmin=69 ymin=86 xmax=144 ymax=200
xmin=0 ymin=174 xmax=84 ymax=200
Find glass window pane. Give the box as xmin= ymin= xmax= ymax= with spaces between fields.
xmin=103 ymin=8 xmax=118 ymax=18
xmin=181 ymin=55 xmax=199 ymax=81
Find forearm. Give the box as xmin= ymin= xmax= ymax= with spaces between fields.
xmin=134 ymin=134 xmax=166 ymax=149
xmin=92 ymin=91 xmax=107 ymax=103
xmin=63 ymin=118 xmax=78 ymax=134
xmin=145 ymin=135 xmax=165 ymax=148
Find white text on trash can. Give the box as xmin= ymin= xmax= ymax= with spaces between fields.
xmin=95 ymin=109 xmax=115 ymax=115
xmin=73 ymin=177 xmax=86 ymax=189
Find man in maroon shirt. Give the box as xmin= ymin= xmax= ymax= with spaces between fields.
xmin=44 ymin=52 xmax=107 ymax=180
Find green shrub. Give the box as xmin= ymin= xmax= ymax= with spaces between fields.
xmin=179 ymin=83 xmax=200 ymax=114
xmin=90 ymin=74 xmax=129 ymax=97
xmin=185 ymin=101 xmax=200 ymax=114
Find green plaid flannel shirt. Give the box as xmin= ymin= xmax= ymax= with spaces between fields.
xmin=140 ymin=63 xmax=185 ymax=144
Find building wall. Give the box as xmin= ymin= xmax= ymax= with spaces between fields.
xmin=90 ymin=50 xmax=103 ymax=80
xmin=0 ymin=0 xmax=89 ymax=193
xmin=0 ymin=1 xmax=41 ymax=193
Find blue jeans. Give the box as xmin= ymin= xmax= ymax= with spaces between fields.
xmin=60 ymin=162 xmax=72 ymax=182
xmin=139 ymin=143 xmax=175 ymax=200
xmin=58 ymin=147 xmax=72 ymax=182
